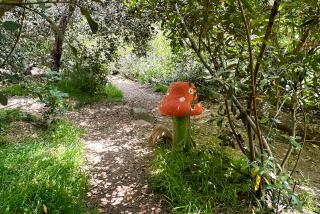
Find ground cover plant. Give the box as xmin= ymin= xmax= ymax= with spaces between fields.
xmin=149 ymin=142 xmax=253 ymax=213
xmin=0 ymin=109 xmax=88 ymax=213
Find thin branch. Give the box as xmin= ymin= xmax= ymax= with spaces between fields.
xmin=253 ymin=0 xmax=281 ymax=83
xmin=290 ymin=102 xmax=307 ymax=177
xmin=225 ymin=99 xmax=248 ymax=156
xmin=281 ymin=101 xmax=297 ymax=168
xmin=231 ymin=95 xmax=273 ymax=158
xmin=237 ymin=0 xmax=264 ymax=161
xmin=175 ymin=3 xmax=216 ymax=76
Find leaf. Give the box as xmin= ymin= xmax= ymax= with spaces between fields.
xmin=254 ymin=175 xmax=261 ymax=191
xmin=80 ymin=7 xmax=99 ymax=34
xmin=68 ymin=44 xmax=78 ymax=57
xmin=0 ymin=93 xmax=8 ymax=106
xmin=289 ymin=137 xmax=301 ymax=149
xmin=2 ymin=20 xmax=21 ymax=31
xmin=240 ymin=0 xmax=254 ymax=13
xmin=43 ymin=204 xmax=48 ymax=214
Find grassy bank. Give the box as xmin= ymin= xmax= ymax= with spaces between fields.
xmin=0 ymin=109 xmax=88 ymax=213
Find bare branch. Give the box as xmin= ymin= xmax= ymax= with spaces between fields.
xmin=253 ymin=0 xmax=281 ymax=83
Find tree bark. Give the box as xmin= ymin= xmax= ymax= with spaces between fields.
xmin=51 ymin=3 xmax=75 ymax=72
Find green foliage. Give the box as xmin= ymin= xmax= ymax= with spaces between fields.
xmin=0 ymin=120 xmax=88 ymax=213
xmin=0 ymin=108 xmax=25 ymax=132
xmin=149 ymin=143 xmax=253 ymax=213
xmin=153 ymin=83 xmax=168 ymax=94
xmin=114 ymin=31 xmax=174 ymax=83
xmin=57 ymin=79 xmax=123 ymax=105
xmin=0 ymin=93 xmax=8 ymax=105
xmin=28 ymin=73 xmax=68 ymax=121
xmin=104 ymin=83 xmax=123 ymax=102
xmin=0 ymin=83 xmax=30 ymax=97
xmin=69 ymin=51 xmax=108 ymax=95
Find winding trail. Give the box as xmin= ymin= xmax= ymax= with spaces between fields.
xmin=67 ymin=76 xmax=169 ymax=213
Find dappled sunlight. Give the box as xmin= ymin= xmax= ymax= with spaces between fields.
xmin=67 ymin=80 xmax=168 ymax=213
xmin=1 ymin=97 xmax=45 ymax=116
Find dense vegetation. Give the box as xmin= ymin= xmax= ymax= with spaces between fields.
xmin=0 ymin=0 xmax=319 ymax=213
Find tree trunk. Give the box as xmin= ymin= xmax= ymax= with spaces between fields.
xmin=51 ymin=4 xmax=76 ymax=72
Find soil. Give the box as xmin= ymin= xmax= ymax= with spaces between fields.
xmin=67 ymin=76 xmax=170 ymax=214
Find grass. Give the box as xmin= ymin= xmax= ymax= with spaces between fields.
xmin=0 ymin=109 xmax=88 ymax=213
xmin=149 ymin=141 xmax=254 ymax=213
xmin=57 ymin=80 xmax=123 ymax=105
xmin=0 ymin=83 xmax=30 ymax=97
xmin=153 ymin=83 xmax=168 ymax=94
xmin=104 ymin=83 xmax=124 ymax=101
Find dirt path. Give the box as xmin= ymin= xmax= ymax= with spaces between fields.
xmin=67 ymin=76 xmax=169 ymax=213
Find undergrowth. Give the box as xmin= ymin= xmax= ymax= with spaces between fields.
xmin=153 ymin=83 xmax=168 ymax=94
xmin=57 ymin=80 xmax=123 ymax=105
xmin=0 ymin=109 xmax=88 ymax=213
xmin=149 ymin=142 xmax=254 ymax=213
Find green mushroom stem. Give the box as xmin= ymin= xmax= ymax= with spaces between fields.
xmin=172 ymin=116 xmax=194 ymax=151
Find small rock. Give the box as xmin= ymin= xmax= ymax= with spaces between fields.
xmin=133 ymin=119 xmax=152 ymax=127
xmin=130 ymin=107 xmax=155 ymax=123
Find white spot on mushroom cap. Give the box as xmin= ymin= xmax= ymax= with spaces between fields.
xmin=188 ymin=88 xmax=194 ymax=94
xmin=179 ymin=97 xmax=186 ymax=102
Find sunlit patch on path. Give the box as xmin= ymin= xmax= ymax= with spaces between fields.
xmin=68 ymin=77 xmax=169 ymax=213
xmin=0 ymin=97 xmax=44 ymax=116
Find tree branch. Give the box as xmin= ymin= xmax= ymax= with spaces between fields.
xmin=253 ymin=0 xmax=281 ymax=83
xmin=237 ymin=0 xmax=264 ymax=161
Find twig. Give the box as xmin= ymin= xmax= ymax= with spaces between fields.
xmin=174 ymin=3 xmax=216 ymax=76
xmin=225 ymin=99 xmax=248 ymax=156
xmin=281 ymin=101 xmax=297 ymax=169
xmin=289 ymin=101 xmax=307 ymax=177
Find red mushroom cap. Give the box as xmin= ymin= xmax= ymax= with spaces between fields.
xmin=158 ymin=82 xmax=203 ymax=117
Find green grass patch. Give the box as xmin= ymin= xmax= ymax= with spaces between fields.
xmin=104 ymin=83 xmax=123 ymax=101
xmin=57 ymin=80 xmax=123 ymax=105
xmin=149 ymin=142 xmax=253 ymax=213
xmin=0 ymin=108 xmax=36 ymax=133
xmin=0 ymin=84 xmax=30 ymax=97
xmin=153 ymin=83 xmax=168 ymax=94
xmin=0 ymin=118 xmax=88 ymax=213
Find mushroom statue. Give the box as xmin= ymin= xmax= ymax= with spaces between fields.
xmin=158 ymin=82 xmax=203 ymax=151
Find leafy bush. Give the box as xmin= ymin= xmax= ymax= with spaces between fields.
xmin=113 ymin=31 xmax=174 ymax=83
xmin=68 ymin=51 xmax=108 ymax=95
xmin=28 ymin=72 xmax=68 ymax=121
